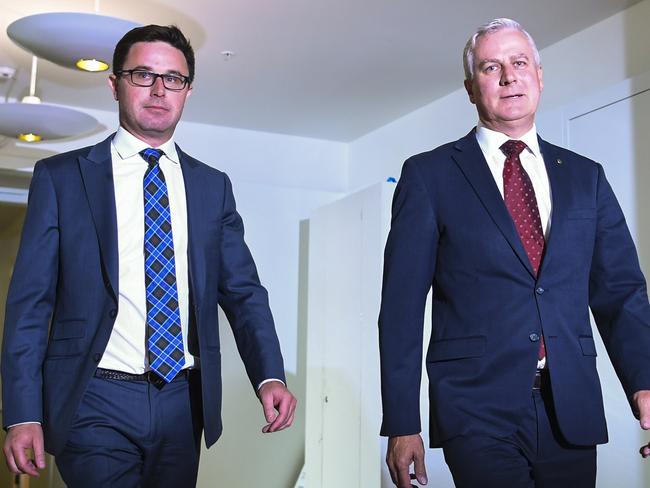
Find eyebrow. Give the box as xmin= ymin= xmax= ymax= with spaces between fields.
xmin=478 ymin=53 xmax=531 ymax=68
xmin=125 ymin=65 xmax=185 ymax=76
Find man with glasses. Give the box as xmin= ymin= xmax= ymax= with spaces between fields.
xmin=2 ymin=24 xmax=296 ymax=487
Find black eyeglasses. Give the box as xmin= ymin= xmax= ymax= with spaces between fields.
xmin=117 ymin=70 xmax=191 ymax=91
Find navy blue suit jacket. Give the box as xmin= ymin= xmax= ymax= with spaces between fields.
xmin=1 ymin=134 xmax=286 ymax=455
xmin=379 ymin=129 xmax=650 ymax=447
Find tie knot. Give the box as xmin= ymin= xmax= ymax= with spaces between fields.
xmin=500 ymin=140 xmax=527 ymax=158
xmin=140 ymin=148 xmax=164 ymax=168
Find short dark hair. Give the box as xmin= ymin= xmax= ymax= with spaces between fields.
xmin=113 ymin=24 xmax=195 ymax=83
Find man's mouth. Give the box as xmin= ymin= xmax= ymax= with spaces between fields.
xmin=502 ymin=94 xmax=524 ymax=99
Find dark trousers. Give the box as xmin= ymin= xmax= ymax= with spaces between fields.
xmin=442 ymin=377 xmax=597 ymax=488
xmin=56 ymin=370 xmax=203 ymax=488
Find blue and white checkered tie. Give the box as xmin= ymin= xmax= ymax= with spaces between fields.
xmin=141 ymin=148 xmax=185 ymax=383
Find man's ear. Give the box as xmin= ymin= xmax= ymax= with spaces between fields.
xmin=108 ymin=74 xmax=119 ymax=101
xmin=464 ymin=79 xmax=476 ymax=104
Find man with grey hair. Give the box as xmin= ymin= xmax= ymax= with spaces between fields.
xmin=379 ymin=17 xmax=650 ymax=487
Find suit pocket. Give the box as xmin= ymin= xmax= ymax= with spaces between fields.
xmin=428 ymin=335 xmax=486 ymax=362
xmin=47 ymin=320 xmax=86 ymax=357
xmin=579 ymin=336 xmax=598 ymax=356
xmin=567 ymin=208 xmax=596 ymax=220
xmin=51 ymin=320 xmax=86 ymax=340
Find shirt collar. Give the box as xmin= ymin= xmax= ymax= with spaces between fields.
xmin=475 ymin=122 xmax=541 ymax=159
xmin=112 ymin=127 xmax=180 ymax=164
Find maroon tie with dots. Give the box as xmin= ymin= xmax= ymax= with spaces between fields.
xmin=501 ymin=139 xmax=546 ymax=361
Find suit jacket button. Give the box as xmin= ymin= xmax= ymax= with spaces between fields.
xmin=93 ymin=353 xmax=101 ymax=362
xmin=529 ymin=333 xmax=540 ymax=342
xmin=535 ymin=287 xmax=545 ymax=295
xmin=109 ymin=309 xmax=117 ymax=319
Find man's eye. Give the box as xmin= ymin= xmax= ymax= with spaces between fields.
xmin=135 ymin=71 xmax=153 ymax=80
xmin=514 ymin=60 xmax=527 ymax=67
xmin=484 ymin=65 xmax=499 ymax=73
xmin=164 ymin=75 xmax=182 ymax=85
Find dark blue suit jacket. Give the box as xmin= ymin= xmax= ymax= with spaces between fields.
xmin=1 ymin=134 xmax=286 ymax=455
xmin=379 ymin=129 xmax=650 ymax=447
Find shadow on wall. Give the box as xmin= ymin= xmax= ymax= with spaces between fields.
xmin=196 ymin=221 xmax=310 ymax=487
xmin=196 ymin=309 xmax=305 ymax=488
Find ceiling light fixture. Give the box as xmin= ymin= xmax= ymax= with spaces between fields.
xmin=0 ymin=56 xmax=98 ymax=142
xmin=7 ymin=1 xmax=140 ymax=73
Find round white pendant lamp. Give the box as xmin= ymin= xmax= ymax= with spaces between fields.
xmin=0 ymin=57 xmax=98 ymax=142
xmin=7 ymin=12 xmax=140 ymax=72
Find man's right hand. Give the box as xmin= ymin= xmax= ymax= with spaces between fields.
xmin=3 ymin=423 xmax=46 ymax=477
xmin=386 ymin=434 xmax=428 ymax=487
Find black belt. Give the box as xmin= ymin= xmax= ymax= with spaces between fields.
xmin=95 ymin=367 xmax=192 ymax=389
xmin=533 ymin=369 xmax=548 ymax=390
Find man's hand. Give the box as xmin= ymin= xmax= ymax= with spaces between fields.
xmin=386 ymin=434 xmax=428 ymax=487
xmin=3 ymin=423 xmax=46 ymax=477
xmin=257 ymin=381 xmax=297 ymax=433
xmin=634 ymin=390 xmax=650 ymax=458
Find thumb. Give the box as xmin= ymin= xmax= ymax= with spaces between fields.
xmin=261 ymin=393 xmax=277 ymax=423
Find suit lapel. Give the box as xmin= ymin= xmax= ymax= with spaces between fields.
xmin=78 ymin=134 xmax=119 ymax=299
xmin=177 ymin=145 xmax=205 ymax=304
xmin=451 ymin=130 xmax=536 ymax=278
xmin=537 ymin=137 xmax=571 ymax=277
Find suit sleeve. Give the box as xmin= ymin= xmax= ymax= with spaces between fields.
xmin=2 ymin=161 xmax=59 ymax=428
xmin=379 ymin=158 xmax=438 ymax=436
xmin=216 ymin=174 xmax=286 ymax=390
xmin=588 ymin=163 xmax=650 ymax=400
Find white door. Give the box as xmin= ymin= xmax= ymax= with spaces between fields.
xmin=305 ymin=182 xmax=392 ymax=488
xmin=565 ymin=71 xmax=650 ymax=488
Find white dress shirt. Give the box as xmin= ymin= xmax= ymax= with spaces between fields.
xmin=99 ymin=127 xmax=196 ymax=373
xmin=475 ymin=123 xmax=552 ymax=369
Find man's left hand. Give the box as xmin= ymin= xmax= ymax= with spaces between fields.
xmin=258 ymin=381 xmax=297 ymax=433
xmin=633 ymin=390 xmax=650 ymax=457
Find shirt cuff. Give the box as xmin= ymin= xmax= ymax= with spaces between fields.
xmin=257 ymin=378 xmax=285 ymax=390
xmin=7 ymin=421 xmax=41 ymax=429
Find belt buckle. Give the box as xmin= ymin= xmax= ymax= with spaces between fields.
xmin=146 ymin=370 xmax=166 ymax=389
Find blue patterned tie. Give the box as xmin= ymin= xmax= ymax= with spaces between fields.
xmin=141 ymin=148 xmax=185 ymax=383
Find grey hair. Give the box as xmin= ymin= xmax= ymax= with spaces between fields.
xmin=463 ymin=18 xmax=541 ymax=80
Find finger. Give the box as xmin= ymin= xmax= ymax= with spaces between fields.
xmin=413 ymin=448 xmax=428 ymax=485
xmin=386 ymin=456 xmax=399 ymax=486
xmin=4 ymin=446 xmax=20 ymax=475
xmin=32 ymin=432 xmax=46 ymax=469
xmin=396 ymin=462 xmax=412 ymax=488
xmin=640 ymin=444 xmax=650 ymax=458
xmin=388 ymin=468 xmax=398 ymax=486
xmin=261 ymin=392 xmax=278 ymax=424
xmin=275 ymin=397 xmax=297 ymax=431
xmin=13 ymin=445 xmax=39 ymax=477
xmin=266 ymin=395 xmax=292 ymax=432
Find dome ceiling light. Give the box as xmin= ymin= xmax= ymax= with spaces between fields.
xmin=7 ymin=2 xmax=140 ymax=73
xmin=0 ymin=56 xmax=98 ymax=142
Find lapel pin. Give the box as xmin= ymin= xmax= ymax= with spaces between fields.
xmin=556 ymin=158 xmax=563 ymax=165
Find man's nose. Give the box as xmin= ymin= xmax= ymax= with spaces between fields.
xmin=151 ymin=76 xmax=166 ymax=96
xmin=500 ymin=66 xmax=517 ymax=86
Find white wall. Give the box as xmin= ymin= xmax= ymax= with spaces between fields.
xmin=348 ymin=0 xmax=650 ymax=190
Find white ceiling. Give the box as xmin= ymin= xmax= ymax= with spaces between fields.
xmin=0 ymin=0 xmax=644 ymax=142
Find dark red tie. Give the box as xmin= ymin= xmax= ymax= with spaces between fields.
xmin=501 ymin=140 xmax=546 ymax=360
